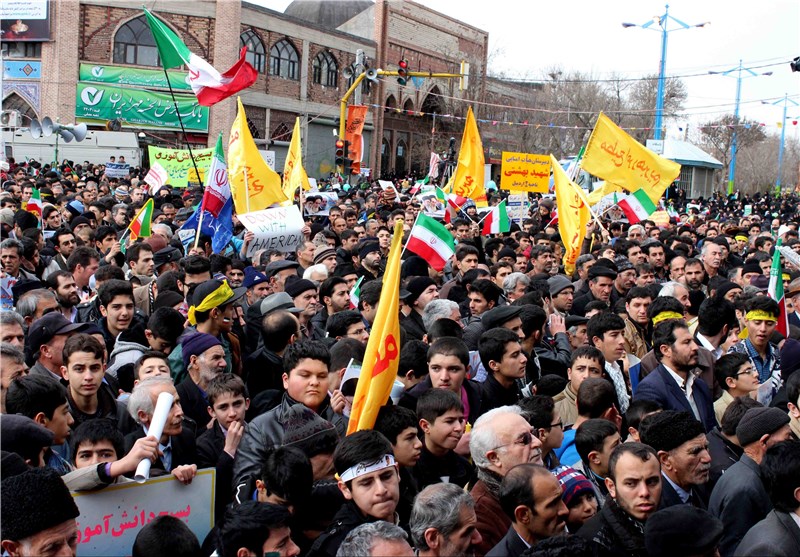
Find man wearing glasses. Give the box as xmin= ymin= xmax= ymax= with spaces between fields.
xmin=712 ymin=353 xmax=760 ymax=424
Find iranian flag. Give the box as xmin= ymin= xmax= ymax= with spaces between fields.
xmin=349 ymin=276 xmax=364 ymax=309
xmin=406 ymin=213 xmax=456 ymax=272
xmin=768 ymin=240 xmax=789 ymax=337
xmin=127 ymin=198 xmax=154 ymax=242
xmin=482 ymin=200 xmax=510 ymax=235
xmin=144 ymin=9 xmax=257 ymax=107
xmin=618 ymin=188 xmax=657 ymax=224
xmin=436 ymin=187 xmax=466 ymax=224
xmin=26 ymin=188 xmax=42 ymax=221
xmin=200 ymin=134 xmax=230 ymax=218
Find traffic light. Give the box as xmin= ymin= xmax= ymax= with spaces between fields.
xmin=335 ymin=139 xmax=347 ymax=168
xmin=397 ymin=59 xmax=409 ymax=85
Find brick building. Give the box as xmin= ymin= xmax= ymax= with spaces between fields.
xmin=2 ymin=0 xmax=534 ymax=179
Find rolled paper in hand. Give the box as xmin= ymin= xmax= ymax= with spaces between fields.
xmin=134 ymin=391 xmax=174 ymax=483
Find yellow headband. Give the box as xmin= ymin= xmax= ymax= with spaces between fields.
xmin=745 ymin=310 xmax=777 ymax=323
xmin=651 ymin=311 xmax=684 ymax=326
xmin=735 ymin=235 xmax=748 ymax=242
xmin=187 ymin=281 xmax=234 ymax=326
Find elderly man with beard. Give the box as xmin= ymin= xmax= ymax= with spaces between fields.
xmin=529 ymin=245 xmax=556 ymax=276
xmin=578 ymin=443 xmax=662 ymax=557
xmin=639 ymin=411 xmax=712 ymax=509
xmin=46 ymin=270 xmax=81 ymax=322
xmin=176 ymin=333 xmax=228 ymax=430
xmin=410 ymin=483 xmax=484 ymax=557
xmin=469 ymin=406 xmax=543 ymax=556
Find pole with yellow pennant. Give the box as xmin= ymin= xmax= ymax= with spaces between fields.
xmin=551 ymin=155 xmax=590 ymax=276
xmin=282 ymin=117 xmax=311 ymax=205
xmin=347 ymin=220 xmax=404 ymax=434
xmin=447 ymin=106 xmax=488 ymax=207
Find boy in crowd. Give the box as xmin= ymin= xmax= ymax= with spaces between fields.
xmin=521 ymin=395 xmax=564 ymax=470
xmin=478 ymin=328 xmax=527 ymax=414
xmin=5 ymin=375 xmax=75 ymax=474
xmin=308 ymin=430 xmax=401 ymax=557
xmin=217 ymin=502 xmax=300 ymax=557
xmin=133 ymin=351 xmax=172 ymax=384
xmin=554 ymin=346 xmax=606 ymax=428
xmin=713 ymin=353 xmax=760 ymax=424
xmin=97 ymin=279 xmax=137 ymax=354
xmin=375 ymin=405 xmax=423 ymax=525
xmin=624 ymin=399 xmax=662 ymax=443
xmin=413 ymin=389 xmax=472 ymax=490
xmin=574 ymin=419 xmax=623 ymax=509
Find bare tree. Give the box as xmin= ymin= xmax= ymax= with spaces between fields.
xmin=698 ymin=115 xmax=767 ymax=191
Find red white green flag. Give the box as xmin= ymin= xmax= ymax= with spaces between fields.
xmin=618 ymin=188 xmax=657 ymax=224
xmin=436 ymin=187 xmax=466 ymax=224
xmin=26 ymin=188 xmax=42 ymax=222
xmin=127 ymin=198 xmax=154 ymax=242
xmin=768 ymin=240 xmax=789 ymax=337
xmin=406 ymin=213 xmax=456 ymax=271
xmin=349 ymin=275 xmax=364 ymax=309
xmin=482 ymin=200 xmax=510 ymax=235
xmin=144 ymin=9 xmax=257 ymax=107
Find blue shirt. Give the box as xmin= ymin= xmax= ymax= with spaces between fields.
xmin=554 ymin=428 xmax=579 ymax=467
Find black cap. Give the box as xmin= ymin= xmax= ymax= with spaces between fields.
xmin=481 ymin=305 xmax=523 ymax=330
xmin=191 ymin=279 xmax=246 ymax=308
xmin=26 ymin=313 xmax=85 ymax=355
xmin=565 ymin=315 xmax=589 ymax=328
xmin=404 ymin=276 xmax=436 ymax=305
xmin=153 ymin=246 xmax=182 ymax=268
xmin=285 ymin=278 xmax=318 ymax=298
xmin=645 ymin=506 xmax=723 ymax=557
xmin=588 ymin=265 xmax=618 ymax=280
xmin=264 ymin=259 xmax=300 ymax=278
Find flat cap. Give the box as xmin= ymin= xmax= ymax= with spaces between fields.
xmin=736 ymin=407 xmax=790 ymax=447
xmin=481 ymin=305 xmax=523 ymax=330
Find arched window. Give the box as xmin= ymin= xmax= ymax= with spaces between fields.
xmin=312 ymin=51 xmax=338 ymax=87
xmin=271 ymin=122 xmax=291 ymax=142
xmin=240 ymin=30 xmax=266 ymax=73
xmin=113 ymin=15 xmax=160 ymax=67
xmin=270 ymin=39 xmax=299 ymax=80
xmin=385 ymin=95 xmax=398 ymax=111
xmin=403 ymin=98 xmax=414 ymax=115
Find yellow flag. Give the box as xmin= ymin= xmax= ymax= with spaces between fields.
xmin=347 ymin=220 xmax=404 ymax=434
xmin=451 ymin=107 xmax=488 ymax=207
xmin=282 ymin=117 xmax=311 ymax=202
xmin=228 ymin=98 xmax=288 ymax=213
xmin=586 ymin=181 xmax=624 ymax=206
xmin=581 ymin=112 xmax=681 ymax=204
xmin=552 ymin=155 xmax=591 ymax=276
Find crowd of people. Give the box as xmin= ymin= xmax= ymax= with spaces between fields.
xmin=1 ymin=158 xmax=799 ymax=557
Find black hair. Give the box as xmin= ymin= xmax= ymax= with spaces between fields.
xmin=319 ymin=276 xmax=347 ymax=304
xmin=575 ymin=419 xmax=619 ymax=463
xmin=358 ymin=280 xmax=382 ymax=309
xmin=520 ymin=305 xmax=547 ymax=338
xmin=468 ymin=279 xmax=503 ymax=307
xmin=66 ymin=245 xmax=101 ymax=272
xmin=209 ymin=254 xmax=232 ymax=275
xmin=586 ymin=312 xmax=625 ymax=343
xmin=146 ymin=307 xmax=185 ymax=346
xmin=521 ymin=534 xmax=595 ymax=557
xmin=427 ymin=319 xmax=463 ymax=342
xmin=720 ymin=396 xmax=762 ymax=437
xmin=98 ymin=278 xmax=134 ymax=308
xmin=133 ymin=350 xmax=169 ymax=380
xmin=584 ymin=300 xmax=610 ymax=315
xmin=182 ymin=255 xmax=211 ymax=276
xmin=647 ymin=295 xmax=685 ymax=321
xmin=570 ymin=345 xmax=606 ymax=369
xmin=132 ymin=515 xmax=201 ymax=557
xmin=652 ymin=320 xmax=690 ymax=362
xmin=5 ymin=374 xmax=68 ymax=420
xmin=427 ymin=337 xmax=469 ymax=367
xmin=498 ymin=463 xmax=552 ymax=521
xmin=745 ymin=295 xmax=781 ymax=318
xmin=375 ymin=405 xmax=419 ymax=445
xmin=95 ymin=264 xmax=125 ymax=283
xmin=125 ymin=241 xmax=153 ymax=265
xmin=399 ymin=339 xmax=429 ymax=379
xmin=625 ymin=286 xmax=652 ymax=303
xmin=416 ymin=388 xmax=463 ymax=425
xmin=326 ymin=310 xmax=364 ymax=339
xmin=607 ymin=442 xmax=658 ymax=482
xmin=262 ymin=310 xmax=300 ymax=353
xmin=68 ymin=418 xmax=125 ymax=465
xmin=283 ymin=340 xmax=330 ymax=375
xmin=787 ymin=372 xmax=800 ymax=409
xmin=714 ymin=353 xmax=752 ymax=392
xmin=44 ymin=269 xmax=73 ymax=291
xmin=761 ymin=440 xmax=800 ymax=512
xmin=518 ymin=395 xmax=555 ymax=430
xmin=330 ymin=338 xmax=366 ymax=372
xmin=576 ymin=377 xmax=616 ymax=418
xmin=63 ymin=333 xmax=105 ymax=364
xmin=697 ymin=297 xmax=737 ymax=337
xmin=259 ymin=446 xmax=313 ymax=507
xmin=94 ymin=225 xmax=117 ymax=242
xmin=535 ymin=374 xmax=568 ymax=397
xmin=52 ymin=227 xmax=75 ymax=247
xmin=333 ymin=430 xmax=394 ymax=478
xmin=218 ymin=502 xmax=292 ymax=557
xmin=455 ymin=244 xmax=479 ymax=261
xmin=206 ymin=374 xmax=248 ymax=407
xmin=625 ymin=399 xmax=661 ymax=431
xmin=478 ymin=327 xmax=522 ymax=371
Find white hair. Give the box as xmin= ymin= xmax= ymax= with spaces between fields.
xmin=127 ymin=377 xmax=174 ymax=423
xmin=152 ymin=223 xmax=173 ymax=241
xmin=469 ymin=405 xmax=525 ymax=468
xmin=303 ymin=264 xmax=329 ymax=280
xmin=502 ymin=272 xmax=530 ymax=295
xmin=422 ymin=299 xmax=460 ymax=330
xmin=658 ymin=281 xmax=686 ymax=298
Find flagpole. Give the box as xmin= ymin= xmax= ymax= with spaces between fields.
xmin=400 ymin=213 xmax=422 ymax=260
xmin=160 ymin=67 xmax=204 ymax=194
xmin=243 ymin=169 xmax=251 ymax=213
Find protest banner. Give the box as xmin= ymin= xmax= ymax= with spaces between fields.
xmin=500 ymin=152 xmax=551 ymax=193
xmin=71 ymin=469 xmax=215 ymax=557
xmin=303 ymin=191 xmax=338 ymax=216
xmin=239 ymin=205 xmax=305 ymax=257
xmin=0 ymin=275 xmax=15 ymax=311
xmin=148 ymin=146 xmax=214 ymax=188
xmin=104 ymin=162 xmax=130 ymax=179
xmin=506 ymin=193 xmax=529 ymax=226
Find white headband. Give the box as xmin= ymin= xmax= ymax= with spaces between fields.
xmin=338 ymin=454 xmax=397 ymax=483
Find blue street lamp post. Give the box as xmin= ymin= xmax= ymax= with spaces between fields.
xmin=622 ymin=4 xmax=709 ymax=141
xmin=709 ymin=61 xmax=772 ymax=195
xmin=765 ymin=94 xmax=800 ymax=194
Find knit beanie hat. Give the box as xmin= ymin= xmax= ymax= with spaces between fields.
xmin=736 ymin=407 xmax=790 ymax=447
xmin=645 ymin=506 xmax=723 ymax=557
xmin=181 ymin=332 xmax=222 ymax=370
xmin=638 ymin=410 xmax=705 ymax=453
xmin=282 ymin=405 xmax=339 ymax=457
xmin=285 ymin=278 xmax=318 ymax=299
xmin=403 ymin=276 xmax=436 ymax=305
xmin=1 ymin=467 xmax=80 ymax=541
xmin=554 ymin=466 xmax=595 ymax=507
xmin=313 ymin=246 xmax=336 ymax=265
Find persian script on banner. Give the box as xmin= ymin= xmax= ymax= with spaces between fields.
xmin=500 ymin=152 xmax=551 ymax=193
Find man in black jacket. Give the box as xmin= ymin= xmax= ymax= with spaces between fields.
xmin=579 ymin=443 xmax=662 ymax=557
xmin=478 ymin=328 xmax=526 ymax=414
xmin=176 ymin=332 xmax=228 ymax=430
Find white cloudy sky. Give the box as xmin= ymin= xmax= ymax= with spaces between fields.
xmin=251 ymin=0 xmax=800 ymax=140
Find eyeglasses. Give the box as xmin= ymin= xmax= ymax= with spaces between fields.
xmin=550 ymin=421 xmax=564 ymax=429
xmin=493 ymin=430 xmax=536 ymax=451
xmin=736 ymin=367 xmax=758 ymax=377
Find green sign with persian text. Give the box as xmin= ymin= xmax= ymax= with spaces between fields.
xmin=78 ymin=63 xmax=191 ymax=91
xmin=75 ymin=83 xmax=208 ymax=132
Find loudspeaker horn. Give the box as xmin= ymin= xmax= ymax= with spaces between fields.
xmin=365 ymin=68 xmax=380 ymax=82
xmin=71 ymin=123 xmax=87 ymax=142
xmin=30 ymin=118 xmax=42 ymax=139
xmin=58 ymin=128 xmax=74 ymax=143
xmin=342 ymin=65 xmax=354 ymax=80
xmin=41 ymin=116 xmax=53 ymax=137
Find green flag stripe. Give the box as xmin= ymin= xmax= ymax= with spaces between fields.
xmin=416 ymin=213 xmax=455 ymax=245
xmin=144 ymin=9 xmax=192 ymax=69
xmin=632 ymin=188 xmax=657 ymax=214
